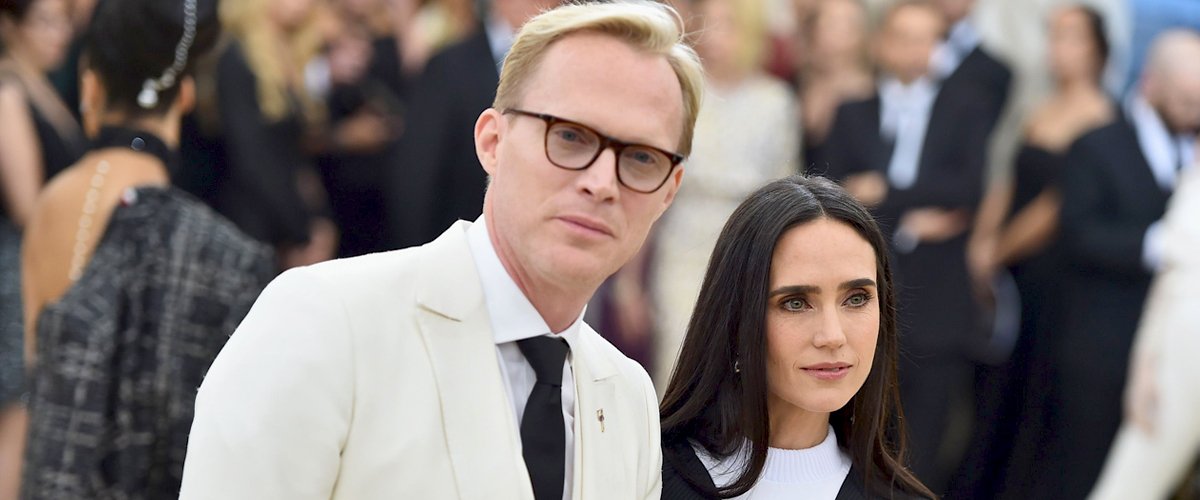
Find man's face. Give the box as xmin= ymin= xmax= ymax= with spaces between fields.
xmin=476 ymin=32 xmax=685 ymax=291
xmin=875 ymin=5 xmax=944 ymax=83
xmin=1154 ymin=72 xmax=1200 ymax=135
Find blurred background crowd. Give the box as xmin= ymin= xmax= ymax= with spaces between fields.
xmin=1 ymin=0 xmax=1199 ymax=498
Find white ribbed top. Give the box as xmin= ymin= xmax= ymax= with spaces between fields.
xmin=695 ymin=426 xmax=852 ymax=499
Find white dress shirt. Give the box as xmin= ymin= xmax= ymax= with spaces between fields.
xmin=1127 ymin=93 xmax=1197 ymax=271
xmin=880 ymin=76 xmax=939 ymax=191
xmin=468 ymin=216 xmax=580 ymax=500
xmin=695 ymin=426 xmax=852 ymax=500
xmin=931 ymin=20 xmax=982 ymax=79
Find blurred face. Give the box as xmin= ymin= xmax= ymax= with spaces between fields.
xmin=811 ymin=0 xmax=866 ymax=61
xmin=477 ymin=32 xmax=684 ymax=290
xmin=7 ymin=0 xmax=72 ymax=71
xmin=875 ymin=5 xmax=944 ymax=83
xmin=695 ymin=0 xmax=740 ymax=71
xmin=1152 ymin=72 xmax=1200 ymax=134
xmin=933 ymin=0 xmax=974 ymax=24
xmin=271 ymin=0 xmax=316 ymax=31
xmin=765 ymin=218 xmax=879 ymax=419
xmin=1048 ymin=8 xmax=1102 ymax=83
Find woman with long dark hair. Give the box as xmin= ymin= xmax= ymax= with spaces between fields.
xmin=660 ymin=175 xmax=933 ymax=499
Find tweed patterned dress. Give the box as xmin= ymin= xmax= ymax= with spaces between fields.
xmin=21 ymin=188 xmax=275 ymax=500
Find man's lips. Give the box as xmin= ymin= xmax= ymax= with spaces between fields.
xmin=556 ymin=215 xmax=615 ymax=237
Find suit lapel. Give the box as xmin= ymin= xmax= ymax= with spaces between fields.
xmin=569 ymin=327 xmax=621 ymax=498
xmin=415 ymin=222 xmax=534 ymax=499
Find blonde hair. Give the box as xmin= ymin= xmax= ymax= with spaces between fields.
xmin=493 ymin=0 xmax=705 ymax=157
xmin=220 ymin=0 xmax=325 ymax=122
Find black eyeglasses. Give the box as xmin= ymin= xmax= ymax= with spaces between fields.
xmin=503 ymin=108 xmax=685 ymax=194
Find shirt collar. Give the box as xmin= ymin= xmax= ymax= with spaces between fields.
xmin=1127 ymin=93 xmax=1197 ymax=190
xmin=485 ymin=14 xmax=515 ymax=72
xmin=930 ymin=20 xmax=980 ymax=79
xmin=466 ymin=217 xmax=586 ymax=345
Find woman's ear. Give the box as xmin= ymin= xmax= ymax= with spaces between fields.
xmin=175 ymin=77 xmax=197 ymax=115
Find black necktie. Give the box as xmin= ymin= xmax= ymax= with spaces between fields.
xmin=517 ymin=336 xmax=570 ymax=500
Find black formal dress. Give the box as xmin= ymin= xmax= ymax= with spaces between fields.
xmin=948 ymin=145 xmax=1070 ymax=500
xmin=662 ymin=436 xmax=923 ymax=500
xmin=0 ymin=74 xmax=85 ymax=407
xmin=820 ymin=81 xmax=991 ymax=491
xmin=211 ymin=42 xmax=315 ymax=249
xmin=385 ymin=27 xmax=498 ymax=248
xmin=319 ymin=36 xmax=410 ymax=257
xmin=1040 ymin=115 xmax=1175 ymax=499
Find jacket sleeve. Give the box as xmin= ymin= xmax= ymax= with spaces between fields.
xmin=1058 ymin=135 xmax=1154 ymax=279
xmin=639 ymin=365 xmax=663 ymax=500
xmin=180 ymin=267 xmax=354 ymax=499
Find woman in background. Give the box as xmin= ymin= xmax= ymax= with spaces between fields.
xmin=0 ymin=0 xmax=81 ymax=495
xmin=215 ymin=0 xmax=337 ymax=269
xmin=959 ymin=5 xmax=1113 ymax=498
xmin=797 ymin=0 xmax=871 ymax=168
xmin=660 ymin=175 xmax=933 ymax=500
xmin=651 ymin=0 xmax=798 ymax=387
xmin=19 ymin=0 xmax=274 ymax=496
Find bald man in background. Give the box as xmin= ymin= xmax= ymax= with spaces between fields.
xmin=1046 ymin=30 xmax=1200 ymax=499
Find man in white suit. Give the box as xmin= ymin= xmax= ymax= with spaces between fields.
xmin=179 ymin=2 xmax=704 ymax=499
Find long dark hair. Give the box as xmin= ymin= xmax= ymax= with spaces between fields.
xmin=660 ymin=174 xmax=934 ymax=499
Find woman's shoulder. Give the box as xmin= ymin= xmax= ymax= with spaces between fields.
xmin=662 ymin=435 xmax=720 ymax=500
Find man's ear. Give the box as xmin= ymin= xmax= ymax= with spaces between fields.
xmin=475 ymin=108 xmax=506 ymax=176
xmin=658 ymin=165 xmax=685 ymax=215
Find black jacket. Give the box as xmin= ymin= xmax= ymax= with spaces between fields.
xmin=942 ymin=46 xmax=1012 ymax=134
xmin=819 ymin=82 xmax=991 ymax=358
xmin=385 ymin=27 xmax=498 ymax=248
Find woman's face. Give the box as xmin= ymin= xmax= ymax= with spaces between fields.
xmin=1048 ymin=7 xmax=1101 ymax=82
xmin=695 ymin=0 xmax=741 ymax=72
xmin=764 ymin=218 xmax=879 ymax=419
xmin=11 ymin=0 xmax=72 ymax=71
xmin=271 ymin=0 xmax=316 ymax=31
xmin=811 ymin=0 xmax=866 ymax=61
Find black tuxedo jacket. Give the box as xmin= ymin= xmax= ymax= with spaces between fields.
xmin=1048 ymin=114 xmax=1174 ymax=499
xmin=1057 ymin=115 xmax=1172 ymax=379
xmin=385 ymin=28 xmax=498 ymax=248
xmin=942 ymin=46 xmax=1012 ymax=134
xmin=819 ymin=82 xmax=991 ymax=357
xmin=662 ymin=437 xmax=922 ymax=500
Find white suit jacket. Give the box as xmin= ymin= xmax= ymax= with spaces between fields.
xmin=180 ymin=221 xmax=662 ymax=499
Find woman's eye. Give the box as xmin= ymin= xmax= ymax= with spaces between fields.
xmin=783 ymin=298 xmax=809 ymax=311
xmin=845 ymin=293 xmax=871 ymax=307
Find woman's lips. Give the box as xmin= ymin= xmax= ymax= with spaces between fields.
xmin=802 ymin=363 xmax=852 ymax=381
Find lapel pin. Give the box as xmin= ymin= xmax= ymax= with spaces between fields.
xmin=597 ymin=409 xmax=605 ymax=433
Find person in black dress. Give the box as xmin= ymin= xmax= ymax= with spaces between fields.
xmin=210 ymin=0 xmax=337 ymax=269
xmin=0 ymin=0 xmax=84 ymax=494
xmin=953 ymin=6 xmax=1114 ymax=498
xmin=18 ymin=0 xmax=274 ymax=497
xmin=660 ymin=175 xmax=933 ymax=500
